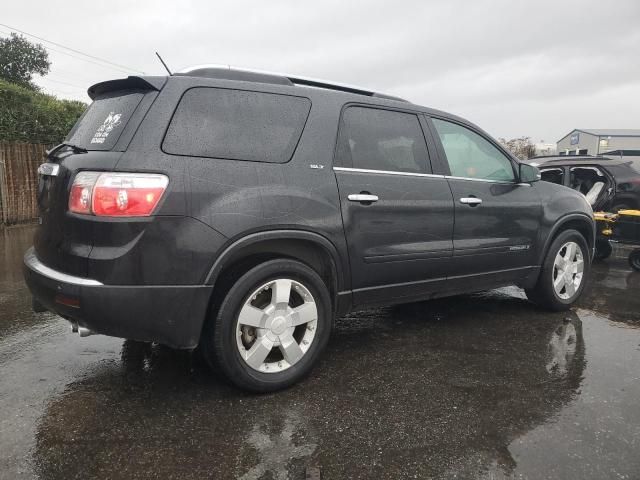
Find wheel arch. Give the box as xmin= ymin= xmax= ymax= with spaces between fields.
xmin=540 ymin=213 xmax=595 ymax=264
xmin=204 ymin=230 xmax=348 ymax=316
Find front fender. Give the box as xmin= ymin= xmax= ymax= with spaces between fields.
xmin=540 ymin=213 xmax=596 ymax=262
xmin=534 ymin=182 xmax=595 ymax=264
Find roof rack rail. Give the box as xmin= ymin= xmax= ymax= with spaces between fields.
xmin=175 ymin=64 xmax=409 ymax=103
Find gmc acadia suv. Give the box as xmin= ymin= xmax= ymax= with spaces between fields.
xmin=24 ymin=66 xmax=595 ymax=391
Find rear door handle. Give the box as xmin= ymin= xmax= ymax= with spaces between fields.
xmin=348 ymin=193 xmax=379 ymax=203
xmin=460 ymin=197 xmax=482 ymax=206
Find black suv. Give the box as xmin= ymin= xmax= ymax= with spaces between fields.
xmin=24 ymin=67 xmax=595 ymax=391
xmin=527 ymin=155 xmax=640 ymax=212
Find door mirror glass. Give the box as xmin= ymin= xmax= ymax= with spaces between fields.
xmin=520 ymin=164 xmax=541 ymax=183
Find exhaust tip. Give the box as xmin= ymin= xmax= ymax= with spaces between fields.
xmin=78 ymin=327 xmax=93 ymax=337
xmin=71 ymin=322 xmax=79 ymax=333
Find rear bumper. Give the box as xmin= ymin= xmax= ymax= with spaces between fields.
xmin=23 ymin=247 xmax=212 ymax=349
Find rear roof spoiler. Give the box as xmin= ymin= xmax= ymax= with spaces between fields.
xmin=88 ymin=76 xmax=167 ymax=99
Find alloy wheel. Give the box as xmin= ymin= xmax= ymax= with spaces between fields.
xmin=552 ymin=241 xmax=584 ymax=300
xmin=235 ymin=279 xmax=318 ymax=373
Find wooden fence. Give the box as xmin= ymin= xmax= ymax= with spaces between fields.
xmin=0 ymin=143 xmax=49 ymax=225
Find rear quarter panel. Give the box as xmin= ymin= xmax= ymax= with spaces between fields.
xmin=122 ymin=78 xmax=349 ymax=287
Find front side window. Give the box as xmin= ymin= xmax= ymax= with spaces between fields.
xmin=432 ymin=118 xmax=516 ymax=182
xmin=163 ymin=88 xmax=311 ymax=163
xmin=336 ymin=107 xmax=430 ymax=174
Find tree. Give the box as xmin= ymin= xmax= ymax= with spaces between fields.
xmin=0 ymin=79 xmax=86 ymax=143
xmin=498 ymin=136 xmax=537 ymax=160
xmin=0 ymin=33 xmax=50 ymax=91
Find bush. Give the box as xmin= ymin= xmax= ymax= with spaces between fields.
xmin=0 ymin=79 xmax=86 ymax=144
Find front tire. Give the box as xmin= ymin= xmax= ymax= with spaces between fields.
xmin=201 ymin=259 xmax=332 ymax=392
xmin=526 ymin=229 xmax=590 ymax=311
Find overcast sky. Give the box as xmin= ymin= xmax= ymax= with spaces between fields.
xmin=3 ymin=0 xmax=640 ymax=143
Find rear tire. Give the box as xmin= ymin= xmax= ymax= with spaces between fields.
xmin=526 ymin=229 xmax=590 ymax=311
xmin=612 ymin=203 xmax=632 ymax=213
xmin=594 ymin=239 xmax=612 ymax=261
xmin=629 ymin=250 xmax=640 ymax=272
xmin=200 ymin=259 xmax=332 ymax=392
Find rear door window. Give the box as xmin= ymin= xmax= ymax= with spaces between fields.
xmin=66 ymin=90 xmax=145 ymax=150
xmin=162 ymin=88 xmax=311 ymax=163
xmin=335 ymin=106 xmax=430 ymax=174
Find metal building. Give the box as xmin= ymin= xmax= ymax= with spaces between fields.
xmin=556 ymin=129 xmax=640 ymax=156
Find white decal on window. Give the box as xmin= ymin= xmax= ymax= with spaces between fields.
xmin=90 ymin=112 xmax=123 ymax=144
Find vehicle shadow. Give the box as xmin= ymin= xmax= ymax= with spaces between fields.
xmin=34 ymin=292 xmax=586 ymax=479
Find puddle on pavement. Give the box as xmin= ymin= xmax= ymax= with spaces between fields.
xmin=1 ymin=226 xmax=639 ymax=479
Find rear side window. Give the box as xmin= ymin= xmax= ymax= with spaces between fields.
xmin=66 ymin=90 xmax=144 ymax=150
xmin=336 ymin=107 xmax=430 ymax=173
xmin=163 ymin=88 xmax=311 ymax=163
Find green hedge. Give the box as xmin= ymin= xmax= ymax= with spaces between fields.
xmin=0 ymin=79 xmax=87 ymax=144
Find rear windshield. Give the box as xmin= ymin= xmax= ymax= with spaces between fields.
xmin=66 ymin=90 xmax=144 ymax=150
xmin=162 ymin=88 xmax=311 ymax=163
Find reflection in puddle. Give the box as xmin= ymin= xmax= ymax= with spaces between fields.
xmin=32 ymin=299 xmax=593 ymax=479
xmin=508 ymin=307 xmax=640 ymax=479
xmin=240 ymin=411 xmax=316 ymax=480
xmin=547 ymin=320 xmax=578 ymax=376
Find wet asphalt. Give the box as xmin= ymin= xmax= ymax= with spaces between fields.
xmin=1 ymin=226 xmax=639 ymax=480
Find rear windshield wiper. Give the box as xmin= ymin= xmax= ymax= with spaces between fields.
xmin=46 ymin=142 xmax=88 ymax=158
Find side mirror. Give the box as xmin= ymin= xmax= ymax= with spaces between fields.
xmin=519 ymin=163 xmax=541 ymax=183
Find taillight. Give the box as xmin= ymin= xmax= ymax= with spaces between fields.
xmin=69 ymin=172 xmax=168 ymax=217
xmin=69 ymin=172 xmax=100 ymax=214
xmin=92 ymin=173 xmax=169 ymax=217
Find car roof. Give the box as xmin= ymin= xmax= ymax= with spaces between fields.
xmin=168 ymin=67 xmax=494 ymax=134
xmin=174 ymin=65 xmax=410 ymax=103
xmin=88 ymin=70 xmax=510 ymax=158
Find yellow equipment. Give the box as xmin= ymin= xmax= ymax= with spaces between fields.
xmin=594 ymin=210 xmax=640 ymax=271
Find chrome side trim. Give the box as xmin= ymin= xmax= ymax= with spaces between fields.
xmin=333 ymin=166 xmax=445 ymax=179
xmin=24 ymin=248 xmax=103 ymax=286
xmin=38 ymin=163 xmax=60 ymax=177
xmin=444 ymin=175 xmax=516 ymax=184
xmin=332 ymin=167 xmax=521 ymax=185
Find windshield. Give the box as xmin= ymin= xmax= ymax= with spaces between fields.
xmin=65 ymin=90 xmax=144 ymax=150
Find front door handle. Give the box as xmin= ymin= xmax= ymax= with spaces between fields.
xmin=348 ymin=193 xmax=379 ymax=204
xmin=460 ymin=197 xmax=482 ymax=206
